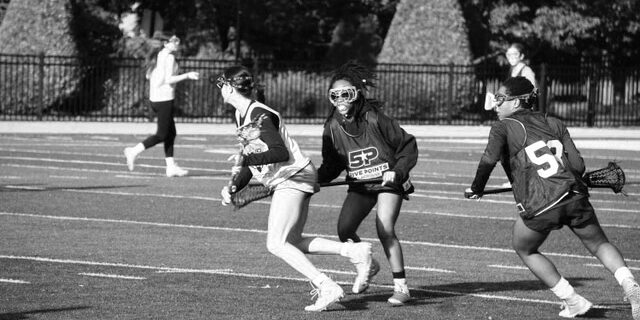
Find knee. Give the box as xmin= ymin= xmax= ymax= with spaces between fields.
xmin=337 ymin=226 xmax=357 ymax=243
xmin=512 ymin=239 xmax=536 ymax=257
xmin=266 ymin=240 xmax=285 ymax=257
xmin=376 ymin=225 xmax=396 ymax=242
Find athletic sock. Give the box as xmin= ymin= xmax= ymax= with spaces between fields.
xmin=393 ymin=278 xmax=406 ymax=286
xmin=550 ymin=277 xmax=576 ymax=300
xmin=614 ymin=267 xmax=635 ymax=286
xmin=165 ymin=157 xmax=175 ymax=166
xmin=132 ymin=143 xmax=145 ymax=154
xmin=312 ymin=273 xmax=331 ymax=287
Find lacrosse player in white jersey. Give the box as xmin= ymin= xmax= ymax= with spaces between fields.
xmin=216 ymin=65 xmax=375 ymax=312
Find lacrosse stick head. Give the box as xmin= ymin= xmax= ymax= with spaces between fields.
xmin=236 ymin=113 xmax=267 ymax=144
xmin=584 ymin=162 xmax=625 ymax=194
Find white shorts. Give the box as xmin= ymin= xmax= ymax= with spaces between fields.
xmin=274 ymin=162 xmax=319 ymax=194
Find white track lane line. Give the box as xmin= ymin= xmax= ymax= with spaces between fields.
xmin=0 ymin=278 xmax=30 ymax=284
xmin=0 ymin=254 xmax=619 ymax=310
xmin=78 ymin=272 xmax=146 ymax=280
xmin=488 ymin=265 xmax=530 ymax=270
xmin=2 ymin=211 xmax=639 ymax=264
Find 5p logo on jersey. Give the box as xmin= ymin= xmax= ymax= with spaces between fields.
xmin=348 ymin=147 xmax=379 ymax=168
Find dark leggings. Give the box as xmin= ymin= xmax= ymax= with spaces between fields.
xmin=143 ymin=100 xmax=176 ymax=157
xmin=338 ymin=191 xmax=406 ymax=274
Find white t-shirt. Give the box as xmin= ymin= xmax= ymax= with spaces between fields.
xmin=148 ymin=49 xmax=178 ymax=102
xmin=511 ymin=62 xmax=537 ymax=88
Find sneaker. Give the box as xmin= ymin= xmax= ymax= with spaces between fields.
xmin=304 ymin=280 xmax=344 ymax=312
xmin=622 ymin=278 xmax=640 ymax=320
xmin=123 ymin=147 xmax=137 ymax=171
xmin=353 ymin=258 xmax=380 ymax=294
xmin=345 ymin=241 xmax=376 ymax=294
xmin=558 ymin=294 xmax=592 ymax=318
xmin=166 ymin=164 xmax=188 ymax=177
xmin=387 ymin=283 xmax=411 ymax=305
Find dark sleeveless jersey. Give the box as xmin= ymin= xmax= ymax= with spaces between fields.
xmin=472 ymin=109 xmax=581 ymax=218
xmin=325 ymin=110 xmax=415 ymax=194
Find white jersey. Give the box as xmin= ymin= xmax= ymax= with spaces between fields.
xmin=235 ymin=102 xmax=310 ymax=188
xmin=148 ymin=49 xmax=178 ymax=102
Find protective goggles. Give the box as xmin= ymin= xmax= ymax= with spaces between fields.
xmin=484 ymin=92 xmax=533 ymax=110
xmin=328 ymin=86 xmax=358 ymax=106
xmin=215 ymin=76 xmax=253 ymax=89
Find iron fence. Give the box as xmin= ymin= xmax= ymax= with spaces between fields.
xmin=1 ymin=53 xmax=639 ymax=126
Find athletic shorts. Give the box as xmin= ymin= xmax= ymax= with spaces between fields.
xmin=523 ymin=193 xmax=598 ymax=234
xmin=274 ymin=162 xmax=319 ymax=194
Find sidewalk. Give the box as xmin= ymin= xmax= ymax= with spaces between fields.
xmin=1 ymin=121 xmax=639 ymax=150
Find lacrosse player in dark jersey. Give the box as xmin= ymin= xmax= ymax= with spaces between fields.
xmin=216 ymin=65 xmax=374 ymax=312
xmin=465 ymin=76 xmax=639 ymax=319
xmin=317 ymin=62 xmax=418 ymax=305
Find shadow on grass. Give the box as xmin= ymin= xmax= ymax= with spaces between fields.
xmin=0 ymin=306 xmax=91 ymax=320
xmin=337 ymin=290 xmax=440 ymax=311
xmin=415 ymin=277 xmax=597 ymax=298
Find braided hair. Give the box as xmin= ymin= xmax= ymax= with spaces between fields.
xmin=502 ymin=76 xmax=538 ymax=108
xmin=327 ymin=61 xmax=378 ymax=121
xmin=218 ymin=65 xmax=265 ymax=103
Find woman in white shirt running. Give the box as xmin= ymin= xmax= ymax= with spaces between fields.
xmin=124 ymin=31 xmax=199 ymax=177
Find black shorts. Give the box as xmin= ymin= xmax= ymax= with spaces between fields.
xmin=523 ymin=193 xmax=598 ymax=234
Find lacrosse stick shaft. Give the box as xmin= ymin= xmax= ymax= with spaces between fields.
xmin=320 ymin=178 xmax=383 ymax=187
xmin=481 ymin=187 xmax=513 ymax=195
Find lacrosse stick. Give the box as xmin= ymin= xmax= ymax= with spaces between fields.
xmin=230 ymin=178 xmax=386 ymax=209
xmin=583 ymin=161 xmax=626 ymax=194
xmin=227 ymin=113 xmax=268 ymax=208
xmin=467 ymin=162 xmax=631 ymax=198
xmin=320 ymin=178 xmax=383 ymax=187
xmin=230 ymin=183 xmax=274 ymax=209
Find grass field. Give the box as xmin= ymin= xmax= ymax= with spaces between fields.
xmin=1 ymin=132 xmax=639 ymax=320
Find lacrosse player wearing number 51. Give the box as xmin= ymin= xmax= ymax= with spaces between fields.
xmin=216 ymin=66 xmax=375 ymax=312
xmin=465 ymin=76 xmax=639 ymax=319
xmin=317 ymin=62 xmax=418 ymax=305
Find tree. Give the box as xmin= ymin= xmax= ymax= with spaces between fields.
xmin=0 ymin=0 xmax=82 ymax=116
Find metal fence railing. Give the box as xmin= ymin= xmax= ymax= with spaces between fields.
xmin=1 ymin=53 xmax=639 ymax=126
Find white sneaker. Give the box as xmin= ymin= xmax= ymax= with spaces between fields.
xmin=622 ymin=278 xmax=640 ymax=320
xmin=353 ymin=258 xmax=380 ymax=294
xmin=558 ymin=294 xmax=592 ymax=318
xmin=387 ymin=282 xmax=411 ymax=305
xmin=345 ymin=241 xmax=376 ymax=294
xmin=166 ymin=164 xmax=188 ymax=177
xmin=304 ymin=280 xmax=344 ymax=312
xmin=123 ymin=147 xmax=137 ymax=171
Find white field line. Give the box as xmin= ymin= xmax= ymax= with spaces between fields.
xmin=78 ymin=272 xmax=146 ymax=280
xmin=2 ymin=211 xmax=639 ymax=264
xmin=0 ymin=254 xmax=618 ymax=310
xmin=3 ymin=157 xmax=638 ymax=200
xmin=1 ymin=174 xmax=637 ymax=230
xmin=0 ymin=255 xmax=232 ymax=274
xmin=412 ymin=193 xmax=640 ymax=215
xmin=49 ymin=175 xmax=88 ymax=180
xmin=583 ymin=263 xmax=640 ymax=271
xmin=406 ymin=266 xmax=456 ymax=273
xmin=2 ymin=151 xmax=640 ymax=187
xmin=0 ymin=278 xmax=30 ymax=284
xmin=2 ymin=160 xmax=637 ymax=200
xmin=488 ymin=265 xmax=530 ymax=270
xmin=0 ymin=156 xmax=224 ymax=173
xmin=3 ymin=149 xmax=640 ymax=178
